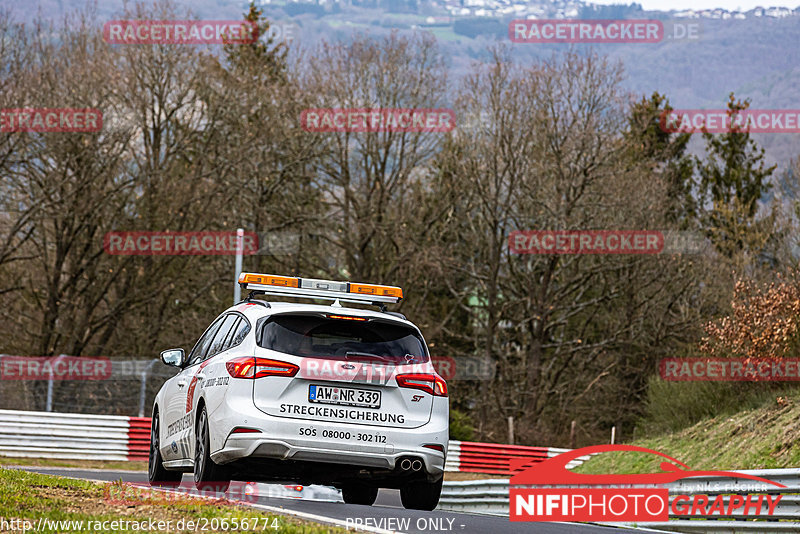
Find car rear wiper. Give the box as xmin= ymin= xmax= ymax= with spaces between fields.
xmin=345 ymin=351 xmax=394 ymax=362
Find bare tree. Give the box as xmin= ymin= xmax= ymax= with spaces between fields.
xmin=300 ymin=32 xmax=451 ymax=294
xmin=0 ymin=11 xmax=42 ymax=283
xmin=434 ymin=49 xmax=703 ymax=443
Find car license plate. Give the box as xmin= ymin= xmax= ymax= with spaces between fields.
xmin=308 ymin=385 xmax=381 ymax=409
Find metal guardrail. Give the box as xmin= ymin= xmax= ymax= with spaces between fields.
xmin=0 ymin=409 xmax=147 ymax=461
xmin=666 ymin=468 xmax=800 ymax=494
xmin=438 ymin=479 xmax=509 ymax=516
xmin=637 ymin=520 xmax=800 ymax=532
xmin=445 ymin=441 xmax=588 ymax=475
xmin=0 ymin=409 xmax=576 ymax=469
xmin=438 ymin=470 xmax=800 ymax=532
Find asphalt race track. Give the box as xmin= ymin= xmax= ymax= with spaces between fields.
xmin=17 ymin=467 xmax=636 ymax=534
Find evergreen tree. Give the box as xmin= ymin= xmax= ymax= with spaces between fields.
xmin=624 ymin=92 xmax=695 ymax=226
xmin=223 ymin=2 xmax=288 ymax=84
xmin=695 ymin=94 xmax=775 ymax=257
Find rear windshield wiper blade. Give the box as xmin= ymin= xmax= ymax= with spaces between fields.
xmin=345 ymin=351 xmax=394 ymax=362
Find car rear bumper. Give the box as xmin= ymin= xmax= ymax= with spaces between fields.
xmin=208 ymin=394 xmax=448 ymax=475
xmin=216 ymin=436 xmax=446 ymax=474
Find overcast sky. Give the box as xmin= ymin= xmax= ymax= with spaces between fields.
xmin=590 ymin=0 xmax=800 ymax=10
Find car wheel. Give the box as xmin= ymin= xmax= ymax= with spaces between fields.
xmin=400 ymin=477 xmax=443 ymax=511
xmin=148 ymin=410 xmax=182 ymax=486
xmin=194 ymin=405 xmax=230 ymax=492
xmin=341 ymin=484 xmax=379 ymax=506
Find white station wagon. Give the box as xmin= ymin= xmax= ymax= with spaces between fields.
xmin=149 ymin=273 xmax=449 ymax=510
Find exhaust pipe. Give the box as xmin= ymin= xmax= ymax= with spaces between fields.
xmin=411 ymin=459 xmax=422 ymax=472
xmin=400 ymin=459 xmax=412 ymax=470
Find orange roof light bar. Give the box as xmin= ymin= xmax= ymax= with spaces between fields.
xmin=238 ymin=272 xmax=403 ymax=305
xmin=238 ymin=273 xmax=299 ymax=288
xmin=350 ymin=282 xmax=403 ymax=299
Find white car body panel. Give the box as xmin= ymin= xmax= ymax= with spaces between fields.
xmin=153 ymin=300 xmax=449 ymax=480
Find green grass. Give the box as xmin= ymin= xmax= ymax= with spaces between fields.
xmin=0 ymin=467 xmax=344 ymax=533
xmin=420 ymin=27 xmax=462 ymax=42
xmin=324 ymin=20 xmax=372 ymax=30
xmin=0 ymin=456 xmax=147 ymax=471
xmin=577 ymin=394 xmax=800 ymax=475
xmin=639 ymin=377 xmax=800 ymax=435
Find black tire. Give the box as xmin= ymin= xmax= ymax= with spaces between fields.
xmin=194 ymin=405 xmax=230 ymax=492
xmin=400 ymin=477 xmax=443 ymax=511
xmin=341 ymin=484 xmax=379 ymax=506
xmin=148 ymin=410 xmax=182 ymax=486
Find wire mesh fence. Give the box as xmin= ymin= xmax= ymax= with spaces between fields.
xmin=0 ymin=356 xmax=178 ymax=416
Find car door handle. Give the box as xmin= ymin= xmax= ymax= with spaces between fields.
xmin=177 ymin=380 xmax=187 ymax=387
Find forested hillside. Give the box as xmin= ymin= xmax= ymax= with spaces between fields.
xmin=1 ymin=2 xmax=799 ymax=447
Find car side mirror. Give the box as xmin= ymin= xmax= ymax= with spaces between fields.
xmin=160 ymin=348 xmax=185 ymax=368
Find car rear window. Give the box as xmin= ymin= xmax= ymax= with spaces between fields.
xmin=258 ymin=314 xmax=429 ymax=363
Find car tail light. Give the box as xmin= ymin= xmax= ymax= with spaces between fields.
xmin=226 ymin=357 xmax=298 ymax=379
xmin=395 ymin=373 xmax=447 ymax=397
